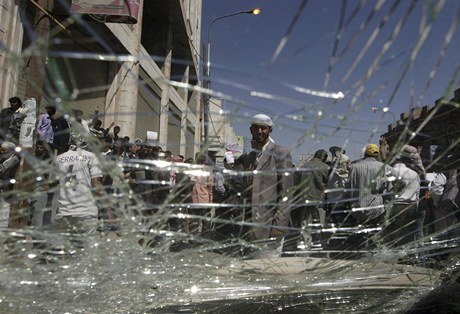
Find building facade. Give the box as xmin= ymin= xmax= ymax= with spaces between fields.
xmin=207 ymin=97 xmax=243 ymax=164
xmin=381 ymin=88 xmax=460 ymax=166
xmin=0 ymin=0 xmax=202 ymax=158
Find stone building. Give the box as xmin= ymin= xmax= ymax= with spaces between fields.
xmin=0 ymin=0 xmax=202 ymax=158
xmin=382 ymin=88 xmax=460 ymax=167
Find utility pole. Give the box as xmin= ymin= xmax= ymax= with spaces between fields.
xmin=202 ymin=8 xmax=261 ymax=158
xmin=201 ymin=41 xmax=209 ymax=154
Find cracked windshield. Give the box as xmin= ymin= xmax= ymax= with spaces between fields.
xmin=1 ymin=0 xmax=460 ymax=313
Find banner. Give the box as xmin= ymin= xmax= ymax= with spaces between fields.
xmin=226 ymin=135 xmax=245 ymax=157
xmin=145 ymin=131 xmax=158 ymax=146
xmin=19 ymin=98 xmax=36 ymax=148
xmin=71 ymin=0 xmax=140 ymax=24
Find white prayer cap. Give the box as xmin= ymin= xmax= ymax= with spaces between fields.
xmin=339 ymin=154 xmax=350 ymax=164
xmin=1 ymin=141 xmax=16 ymax=150
xmin=250 ymin=114 xmax=273 ymax=127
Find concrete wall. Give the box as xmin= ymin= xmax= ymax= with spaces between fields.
xmin=0 ymin=0 xmax=203 ymax=158
xmin=0 ymin=0 xmax=24 ymax=108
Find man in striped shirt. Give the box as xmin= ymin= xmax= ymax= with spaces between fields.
xmin=347 ymin=144 xmax=393 ymax=227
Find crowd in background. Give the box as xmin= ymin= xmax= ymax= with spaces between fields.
xmin=0 ymin=96 xmax=459 ymax=257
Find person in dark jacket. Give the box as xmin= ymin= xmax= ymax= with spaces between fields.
xmin=0 ymin=97 xmax=22 ymax=142
xmin=50 ymin=108 xmax=70 ymax=155
xmin=292 ymin=149 xmax=330 ymax=248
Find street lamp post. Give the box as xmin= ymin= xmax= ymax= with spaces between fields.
xmin=202 ymin=8 xmax=261 ymax=152
xmin=371 ymin=106 xmax=396 ymax=123
xmin=371 ymin=106 xmax=398 ymax=146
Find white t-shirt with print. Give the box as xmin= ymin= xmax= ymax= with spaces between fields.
xmin=54 ymin=148 xmax=102 ymax=218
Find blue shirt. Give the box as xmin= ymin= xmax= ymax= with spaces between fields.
xmin=37 ymin=113 xmax=54 ymax=143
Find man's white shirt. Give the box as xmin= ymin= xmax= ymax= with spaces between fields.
xmin=54 ymin=148 xmax=102 ymax=218
xmin=392 ymin=162 xmax=420 ymax=203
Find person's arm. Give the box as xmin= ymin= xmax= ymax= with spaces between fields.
xmin=0 ymin=154 xmax=19 ymax=176
xmin=103 ymin=122 xmax=114 ymax=137
xmin=379 ymin=136 xmax=388 ymax=161
xmin=92 ymin=176 xmax=115 ymax=223
xmin=383 ymin=164 xmax=395 ymax=194
xmin=88 ymin=109 xmax=100 ymax=127
xmin=90 ymin=154 xmax=115 ymax=223
xmin=37 ymin=114 xmax=44 ymax=131
xmin=91 ymin=176 xmax=102 ymax=189
xmin=207 ymin=173 xmax=214 ymax=203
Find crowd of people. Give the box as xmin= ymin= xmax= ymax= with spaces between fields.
xmin=1 ymin=96 xmax=459 ymax=257
xmin=292 ymin=141 xmax=460 ymax=254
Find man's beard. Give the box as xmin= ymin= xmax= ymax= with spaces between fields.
xmin=252 ymin=136 xmax=267 ymax=149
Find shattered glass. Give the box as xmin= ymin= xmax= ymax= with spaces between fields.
xmin=1 ymin=0 xmax=460 ymax=313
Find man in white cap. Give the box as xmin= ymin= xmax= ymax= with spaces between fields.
xmin=239 ymin=113 xmax=294 ymax=241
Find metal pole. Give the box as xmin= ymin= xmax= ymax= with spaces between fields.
xmin=203 ymin=42 xmax=210 ymax=151
xmin=384 ymin=110 xmax=397 ymax=145
xmin=371 ymin=106 xmax=397 ymax=148
xmin=203 ymin=8 xmax=260 ymax=150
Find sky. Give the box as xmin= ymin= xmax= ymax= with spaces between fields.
xmin=201 ymin=0 xmax=460 ymax=162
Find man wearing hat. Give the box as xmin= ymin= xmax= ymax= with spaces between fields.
xmin=347 ymin=143 xmax=393 ymax=230
xmin=239 ymin=114 xmax=294 ymax=240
